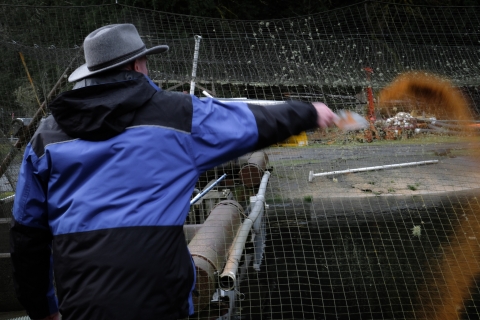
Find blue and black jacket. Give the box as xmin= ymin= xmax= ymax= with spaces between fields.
xmin=10 ymin=70 xmax=318 ymax=320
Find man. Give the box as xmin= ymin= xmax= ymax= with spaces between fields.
xmin=10 ymin=24 xmax=337 ymax=320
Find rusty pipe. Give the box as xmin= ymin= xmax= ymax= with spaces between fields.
xmin=239 ymin=151 xmax=269 ymax=187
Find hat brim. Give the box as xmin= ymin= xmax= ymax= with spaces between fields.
xmin=68 ymin=45 xmax=169 ymax=82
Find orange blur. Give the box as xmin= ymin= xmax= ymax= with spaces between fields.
xmin=379 ymin=72 xmax=480 ymax=319
xmin=378 ymin=72 xmax=473 ymax=122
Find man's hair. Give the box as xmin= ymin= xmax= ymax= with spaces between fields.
xmin=114 ymin=60 xmax=136 ymax=71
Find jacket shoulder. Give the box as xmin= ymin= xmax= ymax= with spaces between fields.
xmin=30 ymin=116 xmax=74 ymax=158
xmin=132 ymin=91 xmax=193 ymax=133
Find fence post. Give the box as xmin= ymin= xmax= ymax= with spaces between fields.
xmin=190 ymin=35 xmax=202 ymax=95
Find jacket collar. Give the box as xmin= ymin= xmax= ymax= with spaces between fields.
xmin=73 ymin=70 xmax=142 ymax=89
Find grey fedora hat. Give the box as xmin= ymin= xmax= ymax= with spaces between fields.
xmin=68 ymin=24 xmax=168 ymax=82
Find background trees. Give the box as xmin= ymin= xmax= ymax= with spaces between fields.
xmin=2 ymin=0 xmax=478 ymax=20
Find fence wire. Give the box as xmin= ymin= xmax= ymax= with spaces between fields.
xmin=1 ymin=2 xmax=480 ymax=320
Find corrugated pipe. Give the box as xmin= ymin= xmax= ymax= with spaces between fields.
xmin=219 ymin=171 xmax=270 ymax=290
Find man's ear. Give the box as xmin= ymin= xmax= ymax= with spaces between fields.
xmin=123 ymin=61 xmax=135 ymax=71
xmin=134 ymin=62 xmax=141 ymax=72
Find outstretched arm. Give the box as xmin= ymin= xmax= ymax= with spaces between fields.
xmin=189 ymin=97 xmax=337 ymax=171
xmin=247 ymin=100 xmax=337 ymax=150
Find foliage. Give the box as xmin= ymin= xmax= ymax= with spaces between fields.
xmin=13 ymin=84 xmax=38 ymax=118
xmin=1 ymin=0 xmax=479 ymax=20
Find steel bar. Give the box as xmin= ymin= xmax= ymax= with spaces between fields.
xmin=190 ymin=173 xmax=227 ymax=205
xmin=308 ymin=160 xmax=439 ymax=182
xmin=189 ymin=35 xmax=202 ymax=95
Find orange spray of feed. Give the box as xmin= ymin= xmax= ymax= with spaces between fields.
xmin=378 ymin=71 xmax=473 ymax=122
xmin=379 ymin=71 xmax=480 ymax=319
xmin=414 ymin=200 xmax=480 ymax=320
xmin=379 ymin=71 xmax=480 ymax=154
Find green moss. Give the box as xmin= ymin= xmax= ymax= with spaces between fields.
xmin=266 ymin=195 xmax=284 ymax=204
xmin=303 ymin=195 xmax=313 ymax=203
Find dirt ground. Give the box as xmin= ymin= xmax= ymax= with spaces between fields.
xmin=265 ymin=141 xmax=480 ymax=201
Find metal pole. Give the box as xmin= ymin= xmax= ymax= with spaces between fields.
xmin=219 ymin=171 xmax=270 ymax=290
xmin=190 ymin=173 xmax=227 ymax=205
xmin=308 ymin=160 xmax=439 ymax=182
xmin=189 ymin=35 xmax=202 ymax=95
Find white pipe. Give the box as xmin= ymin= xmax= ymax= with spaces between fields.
xmin=189 ymin=35 xmax=202 ymax=95
xmin=219 ymin=171 xmax=270 ymax=290
xmin=247 ymin=172 xmax=270 ymax=224
xmin=190 ymin=173 xmax=227 ymax=205
xmin=219 ymin=219 xmax=253 ymax=291
xmin=216 ymin=98 xmax=284 ymax=106
xmin=308 ymin=160 xmax=439 ymax=182
xmin=202 ymin=90 xmax=213 ymax=98
xmin=256 ymin=171 xmax=270 ymax=197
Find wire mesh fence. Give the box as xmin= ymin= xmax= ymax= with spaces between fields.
xmin=1 ymin=1 xmax=480 ymax=319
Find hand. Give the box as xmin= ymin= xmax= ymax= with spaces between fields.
xmin=312 ymin=102 xmax=339 ymax=128
xmin=35 ymin=312 xmax=60 ymax=320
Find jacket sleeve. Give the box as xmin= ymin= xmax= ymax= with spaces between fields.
xmin=9 ymin=145 xmax=58 ymax=319
xmin=247 ymin=100 xmax=318 ymax=150
xmin=189 ymin=97 xmax=318 ymax=172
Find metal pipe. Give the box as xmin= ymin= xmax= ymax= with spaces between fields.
xmin=251 ymin=197 xmax=267 ymax=271
xmin=0 ymin=194 xmax=15 ymax=204
xmin=190 ymin=173 xmax=227 ymax=205
xmin=308 ymin=160 xmax=439 ymax=182
xmin=219 ymin=171 xmax=270 ymax=290
xmin=189 ymin=35 xmax=202 ymax=95
xmin=246 ymin=172 xmax=270 ymax=224
xmin=256 ymin=171 xmax=270 ymax=200
xmin=202 ymin=90 xmax=213 ymax=98
xmin=216 ymin=98 xmax=285 ymax=106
